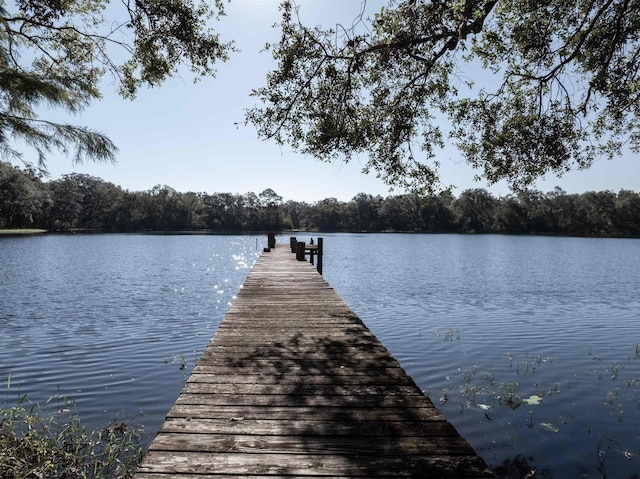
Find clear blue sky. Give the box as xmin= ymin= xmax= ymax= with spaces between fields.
xmin=21 ymin=0 xmax=640 ymax=203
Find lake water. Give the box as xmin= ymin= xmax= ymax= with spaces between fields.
xmin=1 ymin=233 xmax=639 ymax=478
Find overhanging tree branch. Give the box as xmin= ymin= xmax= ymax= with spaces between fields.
xmin=0 ymin=0 xmax=233 ymax=169
xmin=248 ymin=0 xmax=640 ymax=193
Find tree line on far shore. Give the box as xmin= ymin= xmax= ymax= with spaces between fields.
xmin=1 ymin=162 xmax=639 ymax=237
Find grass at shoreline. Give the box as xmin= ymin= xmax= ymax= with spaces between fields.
xmin=0 ymin=229 xmax=47 ymax=236
xmin=1 ymin=386 xmax=143 ymax=479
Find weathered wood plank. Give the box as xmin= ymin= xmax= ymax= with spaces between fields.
xmin=173 ymin=393 xmax=436 ymax=408
xmin=145 ymin=432 xmax=477 ymax=455
xmin=187 ymin=370 xmax=413 ymax=383
xmin=206 ymin=335 xmax=384 ymax=347
xmin=136 ymin=450 xmax=491 ymax=477
xmin=197 ymin=356 xmax=401 ymax=369
xmin=157 ymin=417 xmax=461 ymax=437
xmin=190 ymin=364 xmax=405 ymax=376
xmin=134 ymin=246 xmax=493 ymax=478
xmin=198 ymin=348 xmax=397 ymax=362
xmin=164 ymin=405 xmax=446 ymax=421
xmin=179 ymin=382 xmax=423 ymax=396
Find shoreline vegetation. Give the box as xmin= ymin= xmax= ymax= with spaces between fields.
xmin=1 ymin=385 xmax=142 ymax=479
xmin=3 ymin=228 xmax=640 ymax=239
xmin=2 ymin=162 xmax=640 ymax=238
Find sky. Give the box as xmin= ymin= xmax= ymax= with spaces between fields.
xmin=12 ymin=0 xmax=640 ymax=203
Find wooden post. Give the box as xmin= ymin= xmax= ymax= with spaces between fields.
xmin=290 ymin=237 xmax=297 ymax=253
xmin=296 ymin=241 xmax=305 ymax=261
xmin=268 ymin=232 xmax=276 ymax=249
xmin=293 ymin=237 xmax=323 ymax=273
xmin=317 ymin=237 xmax=323 ymax=275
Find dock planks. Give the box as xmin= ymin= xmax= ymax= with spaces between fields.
xmin=134 ymin=246 xmax=493 ymax=478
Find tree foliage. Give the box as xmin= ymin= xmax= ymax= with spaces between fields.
xmin=2 ymin=162 xmax=639 ymax=236
xmin=0 ymin=0 xmax=233 ymax=169
xmin=247 ymin=0 xmax=640 ymax=192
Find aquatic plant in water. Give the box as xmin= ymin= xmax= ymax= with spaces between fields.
xmin=430 ymin=344 xmax=640 ymax=477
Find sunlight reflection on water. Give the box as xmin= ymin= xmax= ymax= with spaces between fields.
xmin=0 ymin=233 xmax=262 ymax=447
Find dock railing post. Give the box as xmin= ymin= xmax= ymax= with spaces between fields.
xmin=317 ymin=237 xmax=323 ymax=274
xmin=293 ymin=237 xmax=323 ymax=274
xmin=296 ymin=241 xmax=305 ymax=261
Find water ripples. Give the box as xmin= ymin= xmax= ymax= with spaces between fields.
xmin=0 ymin=234 xmax=262 ymax=445
xmin=2 ymin=233 xmax=639 ymax=476
xmin=319 ymin=233 xmax=640 ymax=477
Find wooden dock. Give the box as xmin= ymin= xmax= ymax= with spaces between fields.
xmin=134 ymin=245 xmax=493 ymax=478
